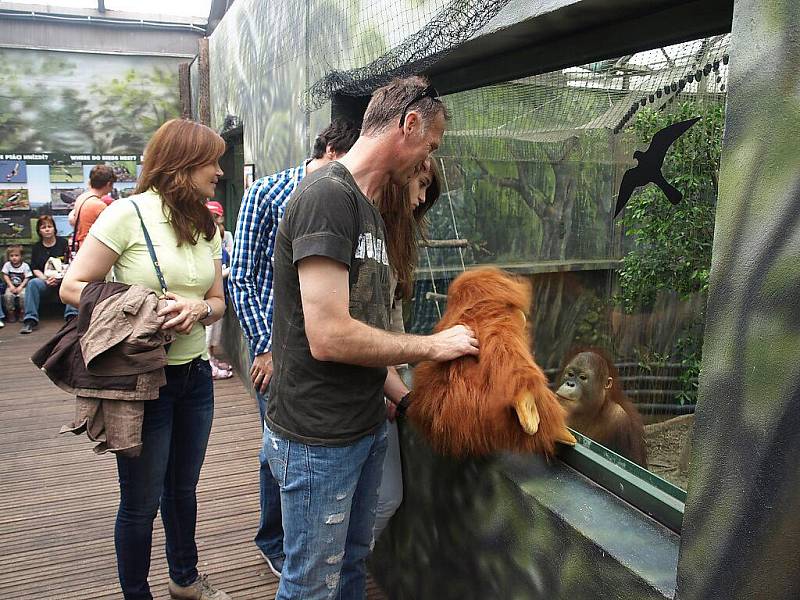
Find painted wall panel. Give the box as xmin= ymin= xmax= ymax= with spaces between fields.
xmin=0 ymin=47 xmax=182 ymax=154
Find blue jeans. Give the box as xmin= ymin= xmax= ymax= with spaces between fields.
xmin=24 ymin=277 xmax=78 ymax=323
xmin=373 ymin=420 xmax=403 ymax=540
xmin=256 ymin=389 xmax=285 ymax=561
xmin=114 ymin=358 xmax=214 ymax=600
xmin=265 ymin=421 xmax=388 ymax=600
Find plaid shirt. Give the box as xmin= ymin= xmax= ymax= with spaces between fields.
xmin=229 ymin=161 xmax=308 ymax=355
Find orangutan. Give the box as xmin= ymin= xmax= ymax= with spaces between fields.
xmin=556 ymin=348 xmax=647 ymax=467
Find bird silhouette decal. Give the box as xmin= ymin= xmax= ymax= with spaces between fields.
xmin=614 ymin=117 xmax=700 ymax=218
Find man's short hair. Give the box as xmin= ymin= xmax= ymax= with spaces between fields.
xmin=89 ymin=164 xmax=117 ymax=189
xmin=311 ymin=119 xmax=360 ymax=159
xmin=361 ymin=75 xmax=449 ymax=136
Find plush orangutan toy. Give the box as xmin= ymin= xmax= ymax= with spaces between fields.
xmin=408 ymin=267 xmax=576 ymax=457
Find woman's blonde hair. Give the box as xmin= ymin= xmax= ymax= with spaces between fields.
xmin=5 ymin=244 xmax=23 ymax=261
xmin=135 ymin=119 xmax=225 ymax=246
xmin=378 ymin=160 xmax=441 ymax=300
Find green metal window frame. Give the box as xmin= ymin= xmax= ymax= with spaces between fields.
xmin=558 ymin=429 xmax=686 ymax=533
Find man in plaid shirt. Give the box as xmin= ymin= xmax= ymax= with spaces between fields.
xmin=228 ymin=119 xmax=358 ymax=577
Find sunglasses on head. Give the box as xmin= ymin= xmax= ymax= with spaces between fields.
xmin=399 ymin=85 xmax=441 ymax=128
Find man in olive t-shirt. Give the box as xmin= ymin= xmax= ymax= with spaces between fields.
xmin=263 ymin=75 xmax=479 ymax=600
xmin=267 ymin=161 xmax=392 ymax=444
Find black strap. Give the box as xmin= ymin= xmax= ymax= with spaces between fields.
xmin=396 ymin=391 xmax=413 ymax=415
xmin=129 ymin=200 xmax=169 ymax=296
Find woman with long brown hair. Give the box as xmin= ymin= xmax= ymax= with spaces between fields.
xmin=373 ymin=159 xmax=441 ymax=540
xmin=61 ymin=119 xmax=230 ymax=600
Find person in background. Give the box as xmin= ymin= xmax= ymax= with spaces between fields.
xmin=60 ymin=118 xmax=230 ymax=600
xmin=19 ymin=214 xmax=78 ymax=334
xmin=101 ymin=189 xmax=116 ymax=205
xmin=206 ymin=214 xmax=233 ymax=380
xmin=264 ymin=75 xmax=477 ymax=599
xmin=205 ymin=201 xmax=233 ymax=259
xmin=2 ymin=244 xmax=33 ymax=323
xmin=373 ymin=159 xmax=441 ymax=541
xmin=68 ymin=164 xmax=117 ymax=250
xmin=228 ymin=119 xmax=359 ymax=576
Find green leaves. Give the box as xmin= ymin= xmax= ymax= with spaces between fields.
xmin=615 ymin=101 xmax=723 ymax=404
xmin=618 ymin=101 xmax=722 ymax=311
xmin=0 ymin=50 xmax=180 ymax=154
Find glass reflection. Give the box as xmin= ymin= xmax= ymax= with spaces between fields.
xmin=408 ymin=36 xmax=728 ymax=491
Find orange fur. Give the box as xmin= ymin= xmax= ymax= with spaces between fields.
xmin=409 ymin=267 xmax=573 ymax=457
xmin=556 ymin=347 xmax=648 ymax=467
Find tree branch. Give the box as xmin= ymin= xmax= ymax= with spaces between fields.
xmin=475 ymin=160 xmax=549 ymax=219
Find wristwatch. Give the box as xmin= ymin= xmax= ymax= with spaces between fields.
xmin=202 ymin=301 xmax=213 ymax=320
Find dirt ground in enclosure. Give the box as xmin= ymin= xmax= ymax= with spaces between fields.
xmin=644 ymin=413 xmax=695 ymax=491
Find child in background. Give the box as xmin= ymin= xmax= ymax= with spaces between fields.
xmin=2 ymin=245 xmax=33 ymax=323
xmin=206 ymin=210 xmax=233 ymax=379
xmin=206 ymin=200 xmax=233 ymax=256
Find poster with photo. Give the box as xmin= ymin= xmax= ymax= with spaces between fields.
xmin=108 ymin=160 xmax=137 ymax=182
xmin=244 ymin=164 xmax=255 ymax=191
xmin=0 ymin=189 xmax=30 ymax=211
xmin=0 ymin=213 xmax=33 ymax=244
xmin=50 ymin=162 xmax=84 ymax=183
xmin=52 ymin=214 xmax=74 ymax=237
xmin=50 ymin=187 xmax=84 ymax=210
xmin=80 ymin=156 xmax=139 ymax=185
xmin=0 ymin=160 xmax=27 ymax=183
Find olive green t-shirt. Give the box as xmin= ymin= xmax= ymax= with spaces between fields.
xmin=89 ymin=189 xmax=221 ymax=365
xmin=267 ymin=162 xmax=392 ymax=446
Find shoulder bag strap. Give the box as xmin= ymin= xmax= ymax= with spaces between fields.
xmin=70 ymin=194 xmax=101 ymax=255
xmin=129 ymin=199 xmax=169 ymax=296
xmin=71 ymin=200 xmax=84 ymax=255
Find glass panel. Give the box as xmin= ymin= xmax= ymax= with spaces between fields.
xmin=409 ymin=35 xmax=729 ymax=492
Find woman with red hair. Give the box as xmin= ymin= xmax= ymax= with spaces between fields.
xmin=62 ymin=119 xmax=230 ymax=600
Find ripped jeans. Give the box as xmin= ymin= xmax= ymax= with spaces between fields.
xmin=263 ymin=421 xmax=388 ymax=600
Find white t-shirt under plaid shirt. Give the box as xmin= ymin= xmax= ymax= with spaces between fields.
xmin=228 ymin=161 xmax=308 ymax=355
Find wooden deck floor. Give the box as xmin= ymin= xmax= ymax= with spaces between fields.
xmin=0 ymin=318 xmax=386 ymax=599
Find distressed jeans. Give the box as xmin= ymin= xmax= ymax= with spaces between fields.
xmin=264 ymin=421 xmax=388 ymax=600
xmin=114 ymin=358 xmax=214 ymax=600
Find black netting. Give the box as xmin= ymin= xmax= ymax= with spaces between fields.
xmin=303 ymin=0 xmax=513 ymax=110
xmin=438 ymin=35 xmax=730 ymax=161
